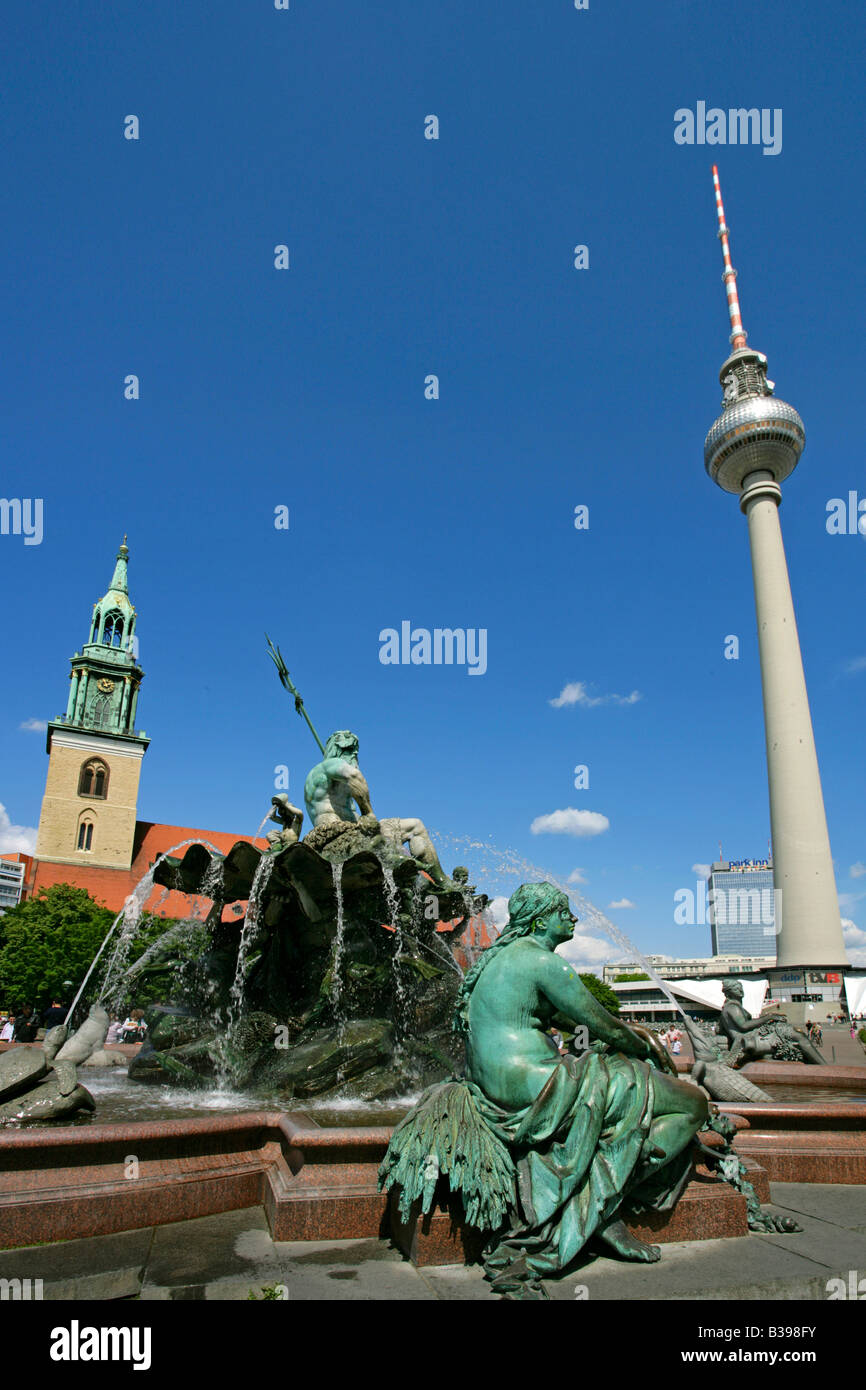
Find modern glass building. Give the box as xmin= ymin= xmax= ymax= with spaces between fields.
xmin=0 ymin=858 xmax=26 ymax=915
xmin=708 ymin=859 xmax=776 ymax=958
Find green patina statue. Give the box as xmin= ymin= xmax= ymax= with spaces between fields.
xmin=303 ymin=729 xmax=455 ymax=890
xmin=379 ymin=881 xmax=710 ymax=1298
xmin=720 ymin=978 xmax=826 ymax=1066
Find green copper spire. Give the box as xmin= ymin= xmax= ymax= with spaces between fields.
xmin=107 ymin=534 xmax=129 ymax=596
xmin=89 ymin=535 xmax=135 ymax=642
xmin=47 ymin=536 xmax=148 ymax=748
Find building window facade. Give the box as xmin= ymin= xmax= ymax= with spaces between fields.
xmin=78 ymin=759 xmax=109 ymax=798
xmin=77 ymin=822 xmax=94 ymax=852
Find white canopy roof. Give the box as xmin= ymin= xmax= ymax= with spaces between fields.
xmin=843 ymin=974 xmax=866 ymax=1014
xmin=666 ymin=977 xmax=768 ymax=1016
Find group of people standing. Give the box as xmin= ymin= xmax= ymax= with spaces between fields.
xmin=0 ymin=1001 xmax=61 ymax=1042
xmin=0 ymin=1003 xmax=148 ymax=1045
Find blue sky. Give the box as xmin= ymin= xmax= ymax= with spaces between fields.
xmin=2 ymin=0 xmax=864 ymax=968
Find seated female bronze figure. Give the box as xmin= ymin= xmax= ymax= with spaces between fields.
xmin=380 ymin=881 xmax=709 ymax=1297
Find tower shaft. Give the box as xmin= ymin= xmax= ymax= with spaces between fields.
xmin=741 ymin=472 xmax=847 ymax=966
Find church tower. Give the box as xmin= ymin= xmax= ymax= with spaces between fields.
xmin=35 ymin=538 xmax=149 ymax=871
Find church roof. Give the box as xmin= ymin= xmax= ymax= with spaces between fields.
xmin=94 ymin=537 xmax=135 ymax=616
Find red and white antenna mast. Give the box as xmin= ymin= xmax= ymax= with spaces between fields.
xmin=712 ymin=164 xmax=748 ymax=350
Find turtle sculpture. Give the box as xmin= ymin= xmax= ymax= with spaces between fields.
xmin=0 ymin=1008 xmax=105 ymax=1123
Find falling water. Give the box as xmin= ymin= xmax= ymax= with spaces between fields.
xmin=122 ymin=916 xmax=198 ymax=985
xmin=98 ymin=838 xmax=225 ymax=1011
xmin=215 ymin=852 xmax=277 ymax=1086
xmin=98 ymin=866 xmax=159 ymax=1010
xmin=430 ymin=830 xmax=689 ymax=1021
xmin=327 ymin=860 xmax=352 ymax=1083
xmin=594 ymin=915 xmax=690 ymax=1023
xmin=329 ymin=861 xmax=347 ymax=1025
xmin=198 ymin=854 xmax=225 ymax=908
xmin=380 ymin=863 xmax=408 ymax=1042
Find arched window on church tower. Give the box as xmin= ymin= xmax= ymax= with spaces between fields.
xmin=78 ymin=759 xmax=109 ymax=799
xmin=103 ymin=612 xmax=125 ymax=647
xmin=77 ymin=820 xmax=94 ymax=852
xmin=89 ymin=695 xmax=110 ymax=729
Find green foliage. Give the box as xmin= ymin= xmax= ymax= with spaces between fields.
xmin=579 ymin=972 xmax=621 ymax=1015
xmin=247 ymin=1284 xmax=289 ymax=1300
xmin=0 ymin=884 xmax=115 ymax=1009
xmin=613 ymin=972 xmax=650 ymax=983
xmin=858 ymin=1027 xmax=866 ymax=1049
xmin=0 ymin=883 xmax=183 ymax=1012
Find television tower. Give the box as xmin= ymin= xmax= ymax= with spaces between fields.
xmin=703 ymin=166 xmax=848 ymax=970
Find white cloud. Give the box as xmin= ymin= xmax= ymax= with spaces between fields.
xmin=567 ymin=868 xmax=588 ymax=885
xmin=486 ymin=896 xmax=510 ymax=931
xmin=850 ymin=862 xmax=866 ymax=879
xmin=845 ymin=656 xmax=866 ymax=675
xmin=0 ymin=804 xmax=38 ymax=855
xmin=557 ymin=934 xmax=617 ymax=969
xmin=692 ymin=863 xmax=711 ymax=879
xmin=838 ymin=892 xmax=865 ymax=910
xmin=549 ymin=681 xmax=643 ymax=709
xmin=842 ymin=919 xmax=866 ymax=966
xmin=530 ymin=808 xmax=610 ymax=838
xmin=19 ymin=718 xmax=47 ymax=732
xmin=607 ymin=898 xmax=636 ymax=910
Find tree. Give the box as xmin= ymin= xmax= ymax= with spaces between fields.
xmin=0 ymin=884 xmax=115 ymax=1010
xmin=579 ymin=972 xmax=621 ymax=1015
xmin=613 ymin=972 xmax=650 ymax=983
xmin=0 ymin=883 xmax=184 ymax=1014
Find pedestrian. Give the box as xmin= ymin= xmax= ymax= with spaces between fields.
xmin=671 ymin=1034 xmax=682 ymax=1056
xmin=13 ymin=1005 xmax=37 ymax=1042
xmin=42 ymin=1000 xmax=66 ymax=1029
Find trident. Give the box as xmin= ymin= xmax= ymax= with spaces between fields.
xmin=265 ymin=635 xmax=326 ymax=755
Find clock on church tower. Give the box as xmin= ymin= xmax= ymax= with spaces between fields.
xmin=34 ymin=538 xmax=150 ymax=871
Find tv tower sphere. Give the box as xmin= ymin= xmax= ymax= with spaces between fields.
xmin=704 ymin=371 xmax=805 ymax=495
xmin=702 ymin=166 xmax=848 ymax=975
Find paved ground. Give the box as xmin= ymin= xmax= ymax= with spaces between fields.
xmin=1 ymin=1183 xmax=864 ymax=1301
xmin=818 ymin=1025 xmax=866 ymax=1067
